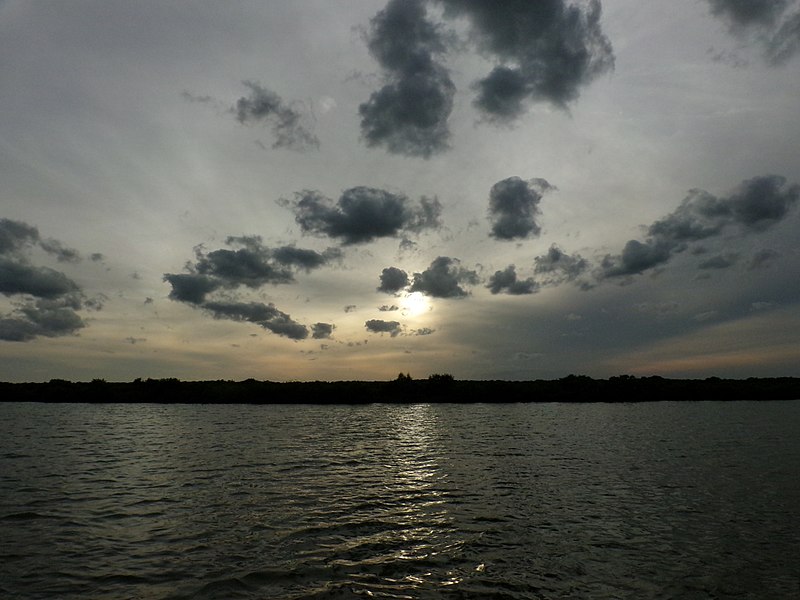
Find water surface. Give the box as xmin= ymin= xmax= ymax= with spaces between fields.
xmin=2 ymin=401 xmax=799 ymax=598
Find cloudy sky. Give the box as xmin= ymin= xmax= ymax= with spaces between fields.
xmin=2 ymin=0 xmax=799 ymax=382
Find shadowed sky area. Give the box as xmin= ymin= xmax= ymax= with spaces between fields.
xmin=1 ymin=0 xmax=799 ymax=382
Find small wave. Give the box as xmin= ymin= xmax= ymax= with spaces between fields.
xmin=1 ymin=511 xmax=53 ymax=521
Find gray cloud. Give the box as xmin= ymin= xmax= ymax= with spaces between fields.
xmin=234 ymin=81 xmax=319 ymax=151
xmin=439 ymin=0 xmax=614 ymax=121
xmin=379 ymin=304 xmax=399 ymax=311
xmin=534 ymin=244 xmax=589 ymax=284
xmin=413 ymin=327 xmax=435 ymax=336
xmin=724 ymin=174 xmax=800 ymax=228
xmin=1 ymin=218 xmax=81 ymax=264
xmin=707 ymin=0 xmax=800 ymax=64
xmin=0 ymin=219 xmax=86 ymax=341
xmin=0 ymin=218 xmax=39 ymax=255
xmin=768 ymin=10 xmax=800 ymax=64
xmin=0 ymin=297 xmax=85 ymax=342
xmin=288 ymin=187 xmax=441 ymax=245
xmin=203 ymin=300 xmax=308 ymax=340
xmin=164 ymin=236 xmax=337 ymax=340
xmin=0 ymin=259 xmax=80 ymax=299
xmin=365 ymin=318 xmax=402 ymax=336
xmin=344 ymin=304 xmax=357 ymax=313
xmin=488 ymin=177 xmax=554 ymax=240
xmin=360 ymin=0 xmax=455 ymax=157
xmin=269 ymin=245 xmax=343 ymax=271
xmin=378 ymin=266 xmax=409 ymax=293
xmin=172 ymin=237 xmax=340 ymax=291
xmin=39 ymin=238 xmax=81 ymax=263
xmin=487 ymin=265 xmax=538 ymax=295
xmin=708 ymin=0 xmax=789 ymax=27
xmin=409 ymin=256 xmax=479 ymax=298
xmin=698 ymin=253 xmax=739 ymax=270
xmin=708 ymin=0 xmax=788 ymax=27
xmin=311 ymin=322 xmax=334 ymax=339
xmin=602 ymin=175 xmax=799 ymax=278
xmin=602 ymin=239 xmax=673 ymax=278
xmin=749 ymin=248 xmax=780 ymax=269
xmin=164 ymin=273 xmax=221 ymax=304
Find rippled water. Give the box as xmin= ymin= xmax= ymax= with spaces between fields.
xmin=2 ymin=401 xmax=799 ymax=599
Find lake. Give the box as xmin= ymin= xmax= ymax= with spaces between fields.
xmin=2 ymin=401 xmax=799 ymax=599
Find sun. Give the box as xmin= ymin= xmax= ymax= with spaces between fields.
xmin=402 ymin=292 xmax=430 ymax=317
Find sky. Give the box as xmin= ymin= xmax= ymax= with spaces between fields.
xmin=1 ymin=0 xmax=799 ymax=382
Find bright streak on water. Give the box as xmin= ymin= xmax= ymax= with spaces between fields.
xmin=1 ymin=401 xmax=799 ymax=599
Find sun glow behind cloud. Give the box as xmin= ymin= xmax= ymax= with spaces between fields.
xmin=401 ymin=292 xmax=431 ymax=317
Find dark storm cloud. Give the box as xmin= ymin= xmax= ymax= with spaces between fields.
xmin=378 ymin=266 xmax=409 ymax=293
xmin=234 ymin=81 xmax=319 ymax=151
xmin=708 ymin=0 xmax=789 ymax=27
xmin=488 ymin=177 xmax=554 ymax=240
xmin=0 ymin=218 xmax=87 ymax=341
xmin=487 ymin=265 xmax=538 ymax=295
xmin=163 ymin=273 xmax=220 ymax=304
xmin=203 ymin=300 xmax=308 ymax=340
xmin=602 ymin=239 xmax=673 ymax=278
xmin=438 ymin=0 xmax=614 ymax=121
xmin=409 ymin=256 xmax=479 ymax=298
xmin=749 ymin=248 xmax=780 ymax=269
xmin=269 ymin=245 xmax=343 ymax=271
xmin=724 ymin=174 xmax=800 ymax=228
xmin=534 ymin=244 xmax=589 ymax=284
xmin=707 ymin=0 xmax=800 ymax=64
xmin=83 ymin=293 xmax=107 ymax=312
xmin=0 ymin=218 xmax=40 ymax=255
xmin=163 ymin=236 xmax=337 ymax=340
xmin=365 ymin=318 xmax=402 ymax=337
xmin=287 ymin=187 xmax=441 ymax=245
xmin=767 ymin=10 xmax=800 ymax=64
xmin=194 ymin=246 xmax=291 ymax=287
xmin=698 ymin=254 xmax=739 ymax=269
xmin=0 ymin=297 xmax=85 ymax=342
xmin=360 ymin=0 xmax=455 ymax=157
xmin=312 ymin=322 xmax=334 ymax=339
xmin=39 ymin=238 xmax=81 ymax=263
xmin=602 ymin=175 xmax=799 ymax=278
xmin=169 ymin=237 xmax=340 ymax=292
xmin=1 ymin=218 xmax=80 ymax=262
xmin=0 ymin=259 xmax=80 ymax=299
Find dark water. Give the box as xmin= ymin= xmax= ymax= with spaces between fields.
xmin=1 ymin=401 xmax=799 ymax=599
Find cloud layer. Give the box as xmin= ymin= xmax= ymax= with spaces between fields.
xmin=164 ymin=236 xmax=340 ymax=340
xmin=409 ymin=256 xmax=479 ymax=298
xmin=360 ymin=0 xmax=455 ymax=158
xmin=234 ymin=81 xmax=319 ymax=151
xmin=0 ymin=219 xmax=87 ymax=341
xmin=488 ymin=177 xmax=554 ymax=240
xmin=707 ymin=0 xmax=800 ymax=64
xmin=360 ymin=0 xmax=615 ymax=155
xmin=286 ymin=187 xmax=442 ymax=244
xmin=601 ymin=175 xmax=799 ymax=278
xmin=439 ymin=0 xmax=615 ymax=120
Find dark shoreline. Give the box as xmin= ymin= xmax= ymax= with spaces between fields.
xmin=2 ymin=375 xmax=800 ymax=403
